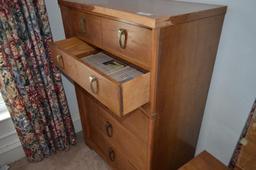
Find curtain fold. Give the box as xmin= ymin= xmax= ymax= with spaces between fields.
xmin=0 ymin=0 xmax=76 ymax=161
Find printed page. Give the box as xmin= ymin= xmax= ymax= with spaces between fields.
xmin=81 ymin=52 xmax=143 ymax=82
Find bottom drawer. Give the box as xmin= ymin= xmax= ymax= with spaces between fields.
xmin=84 ymin=93 xmax=147 ymax=169
xmin=75 ymin=85 xmax=149 ymax=170
xmin=91 ymin=127 xmax=138 ymax=170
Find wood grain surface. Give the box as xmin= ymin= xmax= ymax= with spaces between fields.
xmin=152 ymin=15 xmax=225 ymax=169
xmin=179 ymin=151 xmax=228 ymax=170
xmin=59 ymin=0 xmax=226 ymax=28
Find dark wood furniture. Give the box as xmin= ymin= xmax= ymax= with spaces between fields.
xmin=50 ymin=0 xmax=227 ymax=169
xmin=179 ymin=151 xmax=229 ymax=170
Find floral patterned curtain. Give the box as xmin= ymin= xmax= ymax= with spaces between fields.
xmin=0 ymin=0 xmax=76 ymax=161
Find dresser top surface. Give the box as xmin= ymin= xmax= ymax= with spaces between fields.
xmin=61 ymin=0 xmax=222 ymax=17
xmin=60 ymin=0 xmax=226 ymax=27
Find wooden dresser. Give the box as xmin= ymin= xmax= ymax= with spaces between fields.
xmin=50 ymin=0 xmax=227 ymax=169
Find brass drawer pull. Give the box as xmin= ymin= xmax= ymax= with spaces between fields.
xmin=89 ymin=76 xmax=98 ymax=94
xmin=80 ymin=16 xmax=87 ymax=33
xmin=108 ymin=148 xmax=115 ymax=161
xmin=118 ymin=28 xmax=127 ymax=49
xmin=105 ymin=121 xmax=113 ymax=137
xmin=56 ymin=54 xmax=64 ymax=68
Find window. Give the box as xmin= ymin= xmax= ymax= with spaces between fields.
xmin=0 ymin=93 xmax=9 ymax=121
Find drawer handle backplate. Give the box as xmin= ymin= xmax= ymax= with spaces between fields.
xmin=108 ymin=148 xmax=115 ymax=161
xmin=89 ymin=76 xmax=98 ymax=94
xmin=118 ymin=28 xmax=127 ymax=49
xmin=56 ymin=54 xmax=64 ymax=68
xmin=105 ymin=121 xmax=113 ymax=137
xmin=80 ymin=16 xmax=87 ymax=33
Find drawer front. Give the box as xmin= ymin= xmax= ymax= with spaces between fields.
xmin=119 ymin=108 xmax=149 ymax=143
xmin=86 ymin=96 xmax=148 ymax=170
xmin=60 ymin=6 xmax=74 ymax=38
xmin=71 ymin=10 xmax=102 ymax=46
xmin=91 ymin=127 xmax=138 ymax=170
xmin=102 ymin=18 xmax=152 ymax=69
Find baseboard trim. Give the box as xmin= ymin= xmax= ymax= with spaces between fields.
xmin=0 ymin=129 xmax=21 ymax=155
xmin=0 ymin=139 xmax=21 ymax=155
xmin=0 ymin=130 xmax=17 ymax=140
xmin=0 ymin=145 xmax=24 ymax=165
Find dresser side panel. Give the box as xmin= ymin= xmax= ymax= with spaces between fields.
xmin=152 ymin=14 xmax=225 ymax=170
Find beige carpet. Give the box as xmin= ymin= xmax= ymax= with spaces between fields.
xmin=9 ymin=133 xmax=110 ymax=170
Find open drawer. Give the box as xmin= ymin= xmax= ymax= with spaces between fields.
xmin=50 ymin=37 xmax=150 ymax=117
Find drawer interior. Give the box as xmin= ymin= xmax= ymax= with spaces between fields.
xmin=79 ymin=52 xmax=148 ymax=83
xmin=51 ymin=37 xmax=150 ymax=116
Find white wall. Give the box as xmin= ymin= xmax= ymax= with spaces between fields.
xmin=45 ymin=0 xmax=256 ymax=166
xmin=45 ymin=0 xmax=82 ymax=133
xmin=176 ymin=0 xmax=256 ymax=165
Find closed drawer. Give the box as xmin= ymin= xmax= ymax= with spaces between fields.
xmin=102 ymin=18 xmax=152 ymax=69
xmin=85 ymin=96 xmax=147 ymax=170
xmin=70 ymin=10 xmax=102 ymax=46
xmin=91 ymin=127 xmax=138 ymax=170
xmin=50 ymin=37 xmax=150 ymax=117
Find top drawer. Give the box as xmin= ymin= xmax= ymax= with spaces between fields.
xmin=70 ymin=10 xmax=102 ymax=47
xmin=50 ymin=37 xmax=150 ymax=117
xmin=60 ymin=8 xmax=152 ymax=70
xmin=102 ymin=18 xmax=152 ymax=69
